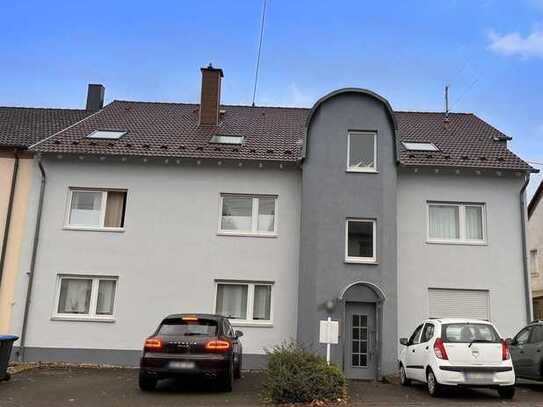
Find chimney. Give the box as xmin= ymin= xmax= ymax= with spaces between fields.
xmin=86 ymin=84 xmax=105 ymax=112
xmin=199 ymin=64 xmax=223 ymax=126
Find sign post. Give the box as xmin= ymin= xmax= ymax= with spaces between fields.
xmin=319 ymin=317 xmax=339 ymax=365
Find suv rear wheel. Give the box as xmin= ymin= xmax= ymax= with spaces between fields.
xmin=427 ymin=369 xmax=442 ymax=397
xmin=138 ymin=371 xmax=157 ymax=391
xmin=497 ymin=386 xmax=515 ymax=399
xmin=234 ymin=354 xmax=242 ymax=379
xmin=220 ymin=361 xmax=234 ymax=392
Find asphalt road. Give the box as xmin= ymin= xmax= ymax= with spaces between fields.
xmin=1 ymin=367 xmax=543 ymax=406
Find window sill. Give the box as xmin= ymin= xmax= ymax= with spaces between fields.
xmin=426 ymin=240 xmax=487 ymax=246
xmin=345 ymin=258 xmax=378 ymax=265
xmin=63 ymin=226 xmax=125 ymax=233
xmin=346 ymin=169 xmax=378 ymax=174
xmin=230 ymin=321 xmax=273 ymax=328
xmin=217 ymin=232 xmax=278 ymax=238
xmin=51 ymin=316 xmax=116 ymax=323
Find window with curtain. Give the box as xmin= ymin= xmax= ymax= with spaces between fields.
xmin=55 ymin=276 xmax=118 ymax=319
xmin=347 ymin=132 xmax=376 ymax=172
xmin=346 ymin=219 xmax=376 ymax=262
xmin=68 ymin=189 xmax=127 ymax=229
xmin=220 ymin=195 xmax=277 ymax=235
xmin=428 ymin=202 xmax=485 ymax=243
xmin=215 ymin=282 xmax=272 ymax=322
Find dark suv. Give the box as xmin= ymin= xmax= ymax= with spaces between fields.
xmin=139 ymin=314 xmax=243 ymax=392
xmin=508 ymin=320 xmax=543 ymax=381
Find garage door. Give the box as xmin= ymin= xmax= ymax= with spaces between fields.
xmin=428 ymin=288 xmax=489 ymax=320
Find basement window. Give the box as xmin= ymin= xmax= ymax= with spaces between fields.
xmin=87 ymin=130 xmax=127 ymax=140
xmin=66 ymin=189 xmax=127 ymax=230
xmin=402 ymin=142 xmax=439 ymax=151
xmin=210 ymin=135 xmax=244 ymax=145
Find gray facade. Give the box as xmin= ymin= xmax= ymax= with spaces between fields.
xmin=297 ymin=89 xmax=398 ymax=378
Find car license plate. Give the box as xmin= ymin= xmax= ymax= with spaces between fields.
xmin=169 ymin=361 xmax=195 ymax=370
xmin=466 ymin=372 xmax=492 ymax=381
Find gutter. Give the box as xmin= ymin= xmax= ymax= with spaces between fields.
xmin=18 ymin=157 xmax=46 ymax=361
xmin=520 ymin=173 xmax=533 ymax=324
xmin=0 ymin=150 xmax=20 ymax=292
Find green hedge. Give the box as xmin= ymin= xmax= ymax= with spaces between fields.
xmin=261 ymin=342 xmax=346 ymax=404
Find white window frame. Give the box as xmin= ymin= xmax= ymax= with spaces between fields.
xmin=345 ymin=218 xmax=377 ymax=264
xmin=346 ymin=131 xmax=377 ymax=173
xmin=52 ymin=275 xmax=118 ymax=322
xmin=64 ymin=188 xmax=127 ymax=232
xmin=426 ymin=202 xmax=487 ymax=245
xmin=213 ymin=281 xmax=274 ymax=327
xmin=217 ymin=194 xmax=278 ymax=237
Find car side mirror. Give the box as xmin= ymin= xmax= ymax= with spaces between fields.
xmin=505 ymin=338 xmax=514 ymax=346
xmin=234 ymin=330 xmax=244 ymax=338
xmin=400 ymin=338 xmax=409 ymax=346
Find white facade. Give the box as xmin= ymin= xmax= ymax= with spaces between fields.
xmin=10 ymin=158 xmax=301 ymax=361
xmin=398 ymin=169 xmax=528 ymax=341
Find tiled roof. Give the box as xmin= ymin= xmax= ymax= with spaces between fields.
xmin=32 ymin=101 xmax=306 ymax=162
xmin=396 ymin=111 xmax=533 ymax=172
xmin=31 ymin=100 xmax=534 ymax=172
xmin=0 ymin=107 xmax=91 ymax=148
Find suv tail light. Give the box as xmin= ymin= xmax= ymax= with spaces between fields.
xmin=205 ymin=340 xmax=230 ymax=351
xmin=501 ymin=339 xmax=510 ymax=360
xmin=144 ymin=337 xmax=163 ymax=352
xmin=433 ymin=338 xmax=448 ymax=360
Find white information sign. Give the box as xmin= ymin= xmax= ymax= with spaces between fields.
xmin=319 ymin=318 xmax=339 ymax=344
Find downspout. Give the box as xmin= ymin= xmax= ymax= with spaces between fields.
xmin=0 ymin=150 xmax=19 ymax=291
xmin=520 ymin=173 xmax=533 ymax=324
xmin=18 ymin=157 xmax=46 ymax=361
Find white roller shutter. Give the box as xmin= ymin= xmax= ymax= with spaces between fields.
xmin=428 ymin=288 xmax=489 ymax=320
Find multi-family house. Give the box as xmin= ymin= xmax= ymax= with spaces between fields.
xmin=7 ymin=65 xmax=535 ymax=380
xmin=0 ymin=89 xmax=103 ymax=334
xmin=528 ymin=181 xmax=543 ymax=319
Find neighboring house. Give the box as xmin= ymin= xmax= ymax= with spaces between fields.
xmin=7 ymin=65 xmax=535 ymax=380
xmin=0 ymin=87 xmax=102 ymax=334
xmin=528 ymin=181 xmax=543 ymax=320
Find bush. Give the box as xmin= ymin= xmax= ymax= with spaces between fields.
xmin=261 ymin=342 xmax=346 ymax=404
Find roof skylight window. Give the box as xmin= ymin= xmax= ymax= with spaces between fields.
xmin=402 ymin=142 xmax=439 ymax=152
xmin=87 ymin=130 xmax=127 ymax=140
xmin=209 ymin=135 xmax=244 ymax=145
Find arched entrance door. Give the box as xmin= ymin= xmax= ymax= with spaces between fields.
xmin=339 ymin=282 xmax=385 ymax=380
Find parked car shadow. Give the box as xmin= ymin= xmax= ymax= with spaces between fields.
xmin=409 ymin=382 xmax=506 ymax=400
xmin=149 ymin=372 xmax=264 ymax=395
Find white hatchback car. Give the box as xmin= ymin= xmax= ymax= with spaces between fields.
xmin=398 ymin=318 xmax=515 ymax=398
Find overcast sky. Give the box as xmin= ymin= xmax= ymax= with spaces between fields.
xmin=2 ymin=0 xmax=542 ymax=195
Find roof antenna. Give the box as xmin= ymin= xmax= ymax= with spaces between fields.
xmin=251 ymin=0 xmax=268 ymax=107
xmin=444 ymin=85 xmax=450 ymax=123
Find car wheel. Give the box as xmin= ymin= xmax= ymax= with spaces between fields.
xmin=138 ymin=371 xmax=157 ymax=391
xmin=220 ymin=361 xmax=234 ymax=392
xmin=399 ymin=365 xmax=410 ymax=386
xmin=234 ymin=354 xmax=242 ymax=379
xmin=497 ymin=386 xmax=515 ymax=399
xmin=426 ymin=369 xmax=442 ymax=397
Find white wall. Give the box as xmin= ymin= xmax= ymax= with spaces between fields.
xmin=398 ymin=170 xmax=527 ymax=340
xmin=18 ymin=158 xmax=301 ymax=355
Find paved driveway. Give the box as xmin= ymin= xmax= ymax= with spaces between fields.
xmin=1 ymin=367 xmax=543 ymax=406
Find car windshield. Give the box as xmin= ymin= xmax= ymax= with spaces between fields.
xmin=441 ymin=323 xmax=500 ymax=343
xmin=157 ymin=318 xmax=218 ymax=336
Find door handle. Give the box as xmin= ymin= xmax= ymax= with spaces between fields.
xmin=412 ymin=349 xmax=416 ymax=353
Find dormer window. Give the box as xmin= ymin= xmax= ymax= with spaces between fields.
xmin=402 ymin=142 xmax=439 ymax=151
xmin=210 ymin=135 xmax=244 ymax=145
xmin=87 ymin=130 xmax=127 ymax=140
